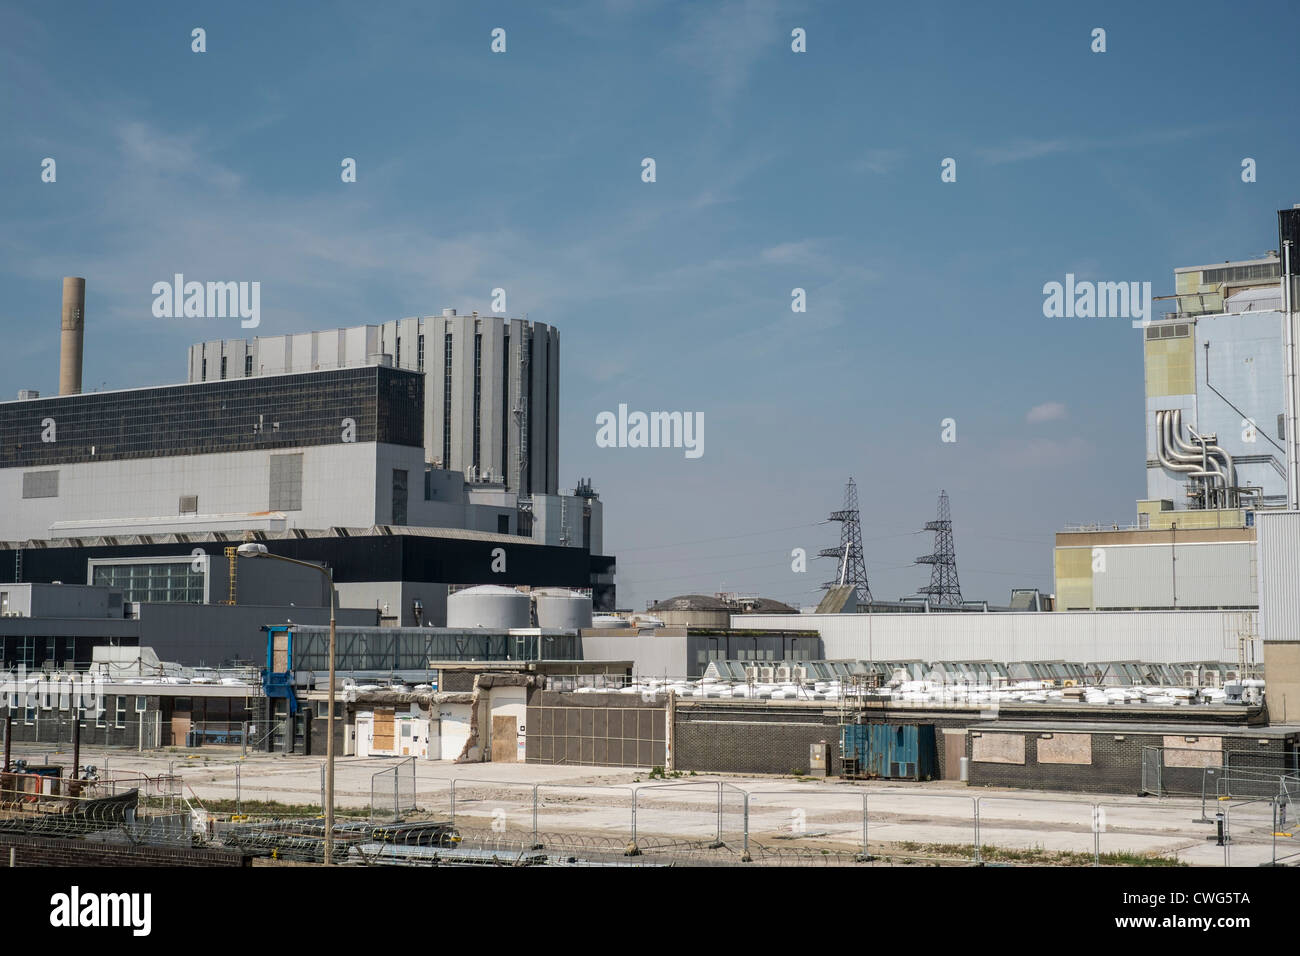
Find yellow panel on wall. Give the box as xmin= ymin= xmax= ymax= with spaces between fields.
xmin=1053 ymin=547 xmax=1093 ymax=611
xmin=1145 ymin=336 xmax=1195 ymax=397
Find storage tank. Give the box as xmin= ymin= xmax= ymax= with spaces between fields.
xmin=534 ymin=588 xmax=593 ymax=630
xmin=447 ymin=585 xmax=531 ymax=629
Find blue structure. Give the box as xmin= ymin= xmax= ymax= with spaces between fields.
xmin=262 ymin=624 xmax=298 ymax=715
xmin=840 ymin=723 xmax=937 ymax=780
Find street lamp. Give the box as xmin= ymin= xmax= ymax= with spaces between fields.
xmin=236 ymin=541 xmax=337 ymax=865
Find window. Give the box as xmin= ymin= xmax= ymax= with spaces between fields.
xmin=92 ymin=560 xmax=205 ymax=604
xmin=202 ymin=357 xmax=207 ymax=379
xmin=115 ymin=696 xmax=126 ymax=728
xmin=0 ymin=591 xmax=7 ymax=614
xmin=1280 ymin=414 xmax=1287 ymax=441
xmin=392 ymin=469 xmax=408 ymax=525
xmin=396 ymin=336 xmax=401 ymax=368
xmin=220 ymin=356 xmax=228 ymax=380
xmin=501 ymin=333 xmax=511 ymax=489
xmin=17 ymin=636 xmax=35 ymax=667
xmin=22 ymin=470 xmax=58 ymax=498
xmin=473 ymin=332 xmax=483 ymax=474
xmin=269 ymin=453 xmax=304 ymax=511
xmin=96 ymin=700 xmax=106 ymax=728
xmin=443 ymin=332 xmax=453 ymax=468
xmin=179 ymin=495 xmax=198 ymax=514
xmin=245 ymin=354 xmax=253 ymax=376
xmin=417 ymin=334 xmax=424 ymax=372
xmin=24 ymin=703 xmax=35 ymax=725
xmin=135 ymin=695 xmax=147 ymax=713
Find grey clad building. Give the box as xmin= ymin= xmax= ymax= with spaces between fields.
xmin=188 ymin=310 xmax=561 ymax=498
xmin=0 ymin=284 xmax=616 ymax=660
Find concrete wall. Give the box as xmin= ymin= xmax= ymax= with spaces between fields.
xmin=1 ymin=442 xmax=428 ymax=540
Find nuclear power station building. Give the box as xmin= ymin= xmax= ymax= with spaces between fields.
xmin=188 ymin=311 xmax=561 ymax=498
xmin=0 ymin=282 xmax=615 ymax=631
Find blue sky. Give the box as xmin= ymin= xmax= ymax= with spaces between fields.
xmin=2 ymin=0 xmax=1297 ymax=611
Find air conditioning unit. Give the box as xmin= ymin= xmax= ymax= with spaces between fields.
xmin=790 ymin=664 xmax=808 ymax=682
xmin=773 ymin=665 xmax=792 ymax=682
xmin=744 ymin=666 xmax=762 ymax=682
xmin=758 ymin=666 xmax=775 ymax=683
xmin=1181 ymin=670 xmax=1197 ymax=687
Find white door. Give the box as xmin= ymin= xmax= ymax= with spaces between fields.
xmin=355 ymin=715 xmax=373 ymax=758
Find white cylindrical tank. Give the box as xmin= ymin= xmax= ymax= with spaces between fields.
xmin=447 ymin=585 xmax=531 ymax=629
xmin=534 ymin=588 xmax=593 ymax=630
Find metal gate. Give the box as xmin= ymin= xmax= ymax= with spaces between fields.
xmin=1140 ymin=747 xmax=1161 ymax=795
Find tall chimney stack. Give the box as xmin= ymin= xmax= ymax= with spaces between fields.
xmin=59 ymin=276 xmax=85 ymax=396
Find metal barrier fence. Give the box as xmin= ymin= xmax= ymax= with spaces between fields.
xmin=1141 ymin=746 xmax=1299 ymax=798
xmin=370 ymin=757 xmax=417 ymax=821
xmin=7 ymin=762 xmax=1300 ymax=867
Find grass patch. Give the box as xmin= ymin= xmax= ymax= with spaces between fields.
xmin=197 ymin=798 xmax=371 ymax=819
xmin=888 ymin=841 xmax=1185 ymax=867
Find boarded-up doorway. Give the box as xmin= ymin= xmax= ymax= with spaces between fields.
xmin=942 ymin=729 xmax=965 ymax=780
xmin=373 ymin=708 xmax=395 ymax=754
xmin=491 ymin=715 xmax=518 ymax=762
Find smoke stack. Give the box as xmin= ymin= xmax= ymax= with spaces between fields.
xmin=59 ymin=276 xmax=85 ymax=396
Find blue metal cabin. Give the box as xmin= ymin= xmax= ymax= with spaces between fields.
xmin=840 ymin=723 xmax=937 ymax=780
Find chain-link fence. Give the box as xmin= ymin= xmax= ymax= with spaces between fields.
xmin=369 ymin=757 xmax=417 ymax=821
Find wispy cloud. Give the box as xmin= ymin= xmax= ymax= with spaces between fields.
xmin=1026 ymin=401 xmax=1067 ymax=424
xmin=976 ymin=138 xmax=1073 ymax=165
xmin=852 ymin=148 xmax=906 ymax=175
xmin=673 ymin=0 xmax=781 ymax=112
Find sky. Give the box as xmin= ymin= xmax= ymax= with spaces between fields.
xmin=2 ymin=0 xmax=1298 ymax=612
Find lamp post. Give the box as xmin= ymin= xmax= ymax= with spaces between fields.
xmin=237 ymin=542 xmax=337 ymax=865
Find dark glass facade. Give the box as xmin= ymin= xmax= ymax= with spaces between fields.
xmin=0 ymin=366 xmax=422 ymax=469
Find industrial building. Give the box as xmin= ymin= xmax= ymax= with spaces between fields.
xmin=189 ymin=312 xmax=560 ymax=495
xmin=643 ymin=593 xmax=797 ymax=627
xmin=0 ymin=281 xmax=616 ymax=643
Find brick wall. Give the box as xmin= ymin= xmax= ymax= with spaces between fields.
xmin=673 ymin=701 xmax=972 ymax=778
xmin=966 ymin=729 xmax=1296 ymax=795
xmin=0 ymin=833 xmax=251 ymax=867
xmin=967 ymin=730 xmax=1159 ymax=794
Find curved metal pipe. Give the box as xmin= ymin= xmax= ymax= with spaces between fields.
xmin=1157 ymin=411 xmax=1200 ymax=474
xmin=1175 ymin=409 xmax=1236 ymax=506
xmin=1158 ymin=411 xmax=1219 ymax=507
xmin=1170 ymin=410 xmax=1231 ymax=507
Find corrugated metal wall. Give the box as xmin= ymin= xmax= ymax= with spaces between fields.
xmin=735 ymin=610 xmax=1256 ymax=664
xmin=1092 ymin=542 xmax=1255 ymax=609
xmin=1257 ymin=511 xmax=1300 ymax=641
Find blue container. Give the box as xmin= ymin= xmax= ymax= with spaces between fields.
xmin=840 ymin=723 xmax=937 ymax=780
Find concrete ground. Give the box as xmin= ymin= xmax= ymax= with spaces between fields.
xmin=13 ymin=742 xmax=1294 ymax=866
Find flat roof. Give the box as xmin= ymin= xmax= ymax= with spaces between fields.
xmin=1174 ymin=256 xmax=1280 ymax=274
xmin=973 ymin=719 xmax=1284 ymax=736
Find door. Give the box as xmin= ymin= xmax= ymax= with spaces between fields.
xmin=373 ymin=708 xmax=395 ymax=754
xmin=491 ymin=715 xmax=518 ymax=762
xmin=942 ymin=729 xmax=965 ymax=781
xmin=355 ymin=715 xmax=373 ymax=758
xmin=172 ymin=711 xmax=192 ymax=747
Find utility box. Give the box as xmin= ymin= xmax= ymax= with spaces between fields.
xmin=808 ymin=741 xmax=829 ymax=777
